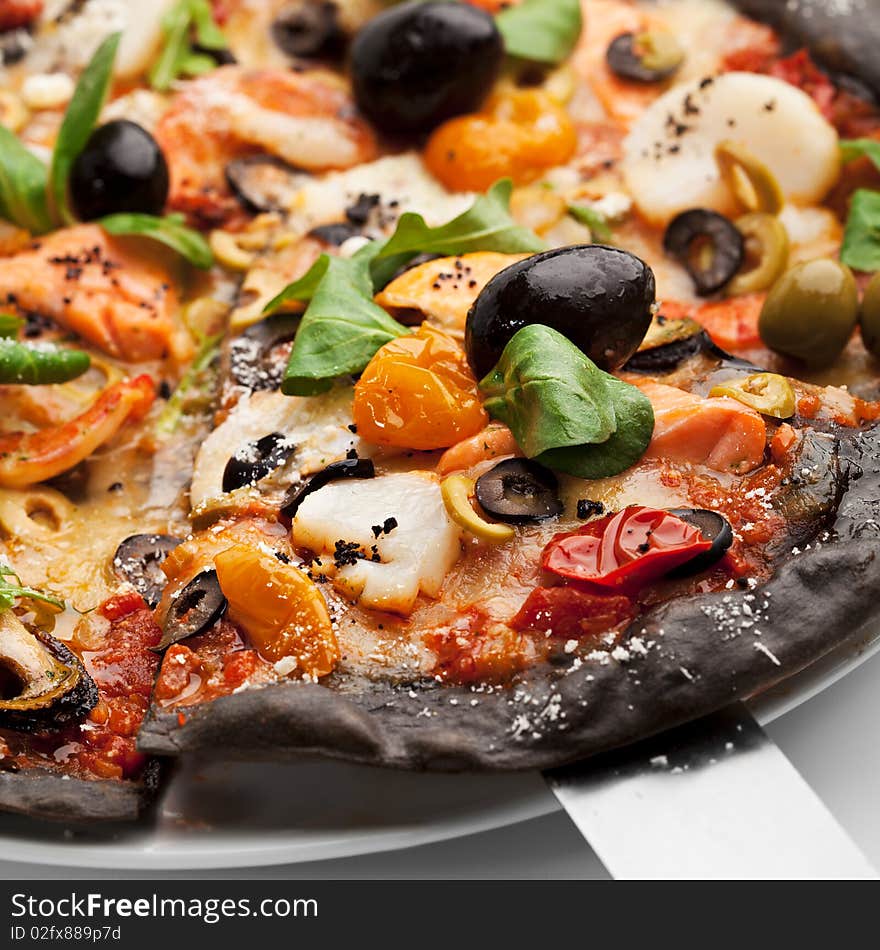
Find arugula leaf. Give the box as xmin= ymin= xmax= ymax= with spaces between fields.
xmin=0 ymin=338 xmax=91 ymax=385
xmin=480 ymin=325 xmax=654 ymax=479
xmin=278 ymin=244 xmax=409 ymax=396
xmin=495 ymin=0 xmax=583 ymax=65
xmin=49 ymin=32 xmax=121 ymax=226
xmin=0 ymin=124 xmax=52 ymax=234
xmin=0 ymin=313 xmax=23 ymax=338
xmin=568 ymin=203 xmax=612 ymax=242
xmin=0 ymin=564 xmax=64 ymax=613
xmin=264 ymin=253 xmax=334 ymax=313
xmin=100 ymin=212 xmax=214 ymax=268
xmin=840 ymin=138 xmax=880 ymax=172
xmin=370 ymin=179 xmax=545 ymax=288
xmin=149 ymin=0 xmax=229 ymax=92
xmin=840 ymin=189 xmax=880 ymax=272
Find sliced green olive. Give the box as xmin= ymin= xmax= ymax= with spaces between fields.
xmin=859 ymin=271 xmax=880 ymax=359
xmin=759 ymin=259 xmax=859 ymax=368
xmin=725 ymin=213 xmax=789 ymax=296
xmin=715 ymin=140 xmax=784 ymax=216
xmin=710 ymin=372 xmax=795 ymax=418
xmin=441 ymin=474 xmax=515 ymax=543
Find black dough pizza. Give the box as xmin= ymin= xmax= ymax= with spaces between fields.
xmin=2 ymin=0 xmax=880 ymax=822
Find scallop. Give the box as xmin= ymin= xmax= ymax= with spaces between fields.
xmin=621 ymin=72 xmax=840 ymax=225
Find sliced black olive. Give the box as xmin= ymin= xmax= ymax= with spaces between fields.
xmin=345 ymin=192 xmax=380 ymax=226
xmin=663 ymin=209 xmax=745 ymax=296
xmin=281 ymin=457 xmax=375 ymax=518
xmin=475 ymin=459 xmax=563 ymax=524
xmin=70 ymin=120 xmax=169 ymax=221
xmin=192 ymin=43 xmax=237 ymax=65
xmin=666 ymin=509 xmax=733 ymax=576
xmin=606 ymin=31 xmax=684 ymax=83
xmin=465 ymin=245 xmax=655 ymax=379
xmin=351 ymin=1 xmax=504 ymax=134
xmin=0 ymin=612 xmax=98 ymax=732
xmin=308 ymin=222 xmax=361 ymax=246
xmin=272 ymin=0 xmax=345 ymax=59
xmin=112 ymin=534 xmax=182 ymax=608
xmin=157 ymin=570 xmax=228 ymax=652
xmin=222 ymin=431 xmax=297 ymax=493
xmin=228 ymin=312 xmax=300 ymax=391
xmin=225 ymin=156 xmax=303 ymax=213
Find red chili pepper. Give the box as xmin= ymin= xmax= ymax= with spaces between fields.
xmin=541 ymin=506 xmax=712 ymax=593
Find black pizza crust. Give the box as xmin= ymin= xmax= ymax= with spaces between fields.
xmin=0 ymin=759 xmax=164 ymax=823
xmin=137 ymin=422 xmax=880 ymax=771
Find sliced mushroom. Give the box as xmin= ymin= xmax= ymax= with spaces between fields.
xmin=0 ymin=611 xmax=97 ymax=732
xmin=624 ymin=317 xmax=718 ymax=373
xmin=112 ymin=534 xmax=182 ymax=608
xmin=225 ymin=156 xmax=307 ymax=213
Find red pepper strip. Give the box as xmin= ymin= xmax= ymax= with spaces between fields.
xmin=541 ymin=506 xmax=712 ymax=593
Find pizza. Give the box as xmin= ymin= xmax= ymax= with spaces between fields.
xmin=2 ymin=0 xmax=880 ymax=823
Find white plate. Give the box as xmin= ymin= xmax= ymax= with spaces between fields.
xmin=2 ymin=624 xmax=878 ymax=870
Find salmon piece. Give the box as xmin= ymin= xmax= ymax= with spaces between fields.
xmin=633 ymin=379 xmax=767 ymax=474
xmin=155 ymin=67 xmax=377 ymax=226
xmin=0 ymin=225 xmax=188 ymax=363
xmin=0 ymin=0 xmax=42 ymax=31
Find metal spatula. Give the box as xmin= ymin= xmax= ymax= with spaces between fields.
xmin=544 ymin=702 xmax=878 ymax=880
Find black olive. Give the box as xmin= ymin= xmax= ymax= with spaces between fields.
xmin=272 ymin=0 xmax=345 ymax=59
xmin=308 ymin=222 xmax=362 ymax=246
xmin=281 ymin=457 xmax=375 ymax=518
xmin=666 ymin=509 xmax=733 ymax=576
xmin=663 ymin=210 xmax=745 ymax=296
xmin=228 ymin=313 xmax=300 ymax=391
xmin=192 ymin=43 xmax=237 ymax=65
xmin=465 ymin=245 xmax=656 ymax=379
xmin=222 ymin=431 xmax=297 ymax=493
xmin=225 ymin=156 xmax=302 ymax=213
xmin=606 ymin=32 xmax=683 ymax=83
xmin=70 ymin=120 xmax=169 ymax=221
xmin=475 ymin=459 xmax=563 ymax=524
xmin=157 ymin=570 xmax=228 ymax=652
xmin=350 ymin=1 xmax=504 ymax=134
xmin=112 ymin=534 xmax=182 ymax=608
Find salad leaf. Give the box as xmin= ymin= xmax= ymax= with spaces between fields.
xmin=49 ymin=31 xmax=121 ymax=225
xmin=277 ymin=244 xmax=409 ymax=396
xmin=370 ymin=179 xmax=545 ymax=288
xmin=149 ymin=0 xmax=229 ymax=92
xmin=480 ymin=324 xmax=654 ymax=479
xmin=100 ymin=212 xmax=214 ymax=268
xmin=495 ymin=0 xmax=583 ymax=65
xmin=0 ymin=564 xmax=64 ymax=613
xmin=0 ymin=338 xmax=91 ymax=385
xmin=840 ymin=138 xmax=880 ymax=172
xmin=0 ymin=125 xmax=52 ymax=234
xmin=840 ymin=189 xmax=880 ymax=272
xmin=568 ymin=203 xmax=612 ymax=242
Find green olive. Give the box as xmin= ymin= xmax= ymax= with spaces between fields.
xmin=859 ymin=271 xmax=880 ymax=358
xmin=759 ymin=259 xmax=859 ymax=368
xmin=726 ymin=213 xmax=789 ymax=296
xmin=715 ymin=141 xmax=784 ymax=216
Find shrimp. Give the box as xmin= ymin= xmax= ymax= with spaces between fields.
xmin=0 ymin=225 xmax=188 ymax=363
xmin=0 ymin=375 xmax=155 ymax=489
xmin=155 ymin=67 xmax=378 ymax=225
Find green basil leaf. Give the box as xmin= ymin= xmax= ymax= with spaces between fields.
xmin=841 ymin=188 xmax=880 ymax=272
xmin=0 ymin=339 xmax=91 ymax=385
xmin=150 ymin=0 xmax=228 ymax=91
xmin=479 ymin=324 xmax=654 ymax=478
xmin=370 ymin=179 xmax=545 ymax=288
xmin=100 ymin=213 xmax=214 ymax=268
xmin=496 ymin=0 xmax=583 ymax=65
xmin=0 ymin=313 xmax=23 ymax=338
xmin=537 ymin=375 xmax=654 ymax=479
xmin=50 ymin=31 xmax=121 ymax=225
xmin=480 ymin=325 xmax=617 ymax=457
xmin=568 ymin=203 xmax=612 ymax=242
xmin=281 ymin=247 xmax=409 ymax=396
xmin=0 ymin=125 xmax=52 ymax=234
xmin=840 ymin=138 xmax=880 ymax=172
xmin=190 ymin=0 xmax=228 ymax=49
